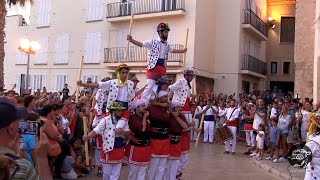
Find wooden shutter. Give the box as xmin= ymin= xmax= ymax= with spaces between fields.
xmin=16 ymin=52 xmax=28 ymax=64
xmin=54 ymin=33 xmax=69 ymax=64
xmin=53 ymin=74 xmax=67 ymax=92
xmin=87 ymin=0 xmax=103 ymax=21
xmin=35 ymin=37 xmax=49 ymax=64
xmin=280 ymin=17 xmax=295 ymax=43
xmin=15 ymin=74 xmax=21 ymax=94
xmin=37 ymin=0 xmax=51 ymax=27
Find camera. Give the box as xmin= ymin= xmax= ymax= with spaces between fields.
xmin=18 ymin=119 xmax=44 ymax=136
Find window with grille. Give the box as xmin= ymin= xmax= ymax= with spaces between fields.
xmin=280 ymin=17 xmax=295 ymax=43
xmin=82 ymin=74 xmax=100 ymax=83
xmin=53 ymin=74 xmax=67 ymax=92
xmin=33 ymin=74 xmax=46 ymax=91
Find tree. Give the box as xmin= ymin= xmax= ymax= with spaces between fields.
xmin=0 ymin=0 xmax=32 ymax=90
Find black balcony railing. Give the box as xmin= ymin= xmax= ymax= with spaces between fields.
xmin=243 ymin=9 xmax=268 ymax=38
xmin=107 ymin=0 xmax=185 ymax=18
xmin=241 ymin=54 xmax=267 ymax=75
xmin=104 ymin=44 xmax=184 ymax=63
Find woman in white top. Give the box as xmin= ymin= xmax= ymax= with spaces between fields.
xmin=218 ymin=101 xmax=227 ymax=124
xmin=277 ymin=105 xmax=291 ymax=162
xmin=192 ymin=101 xmax=204 ymax=141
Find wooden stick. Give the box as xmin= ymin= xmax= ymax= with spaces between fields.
xmin=182 ymin=28 xmax=189 ymax=66
xmin=124 ymin=14 xmax=134 ymax=60
xmin=83 ymin=117 xmax=90 ymax=166
xmin=75 ymin=56 xmax=84 ymax=103
xmin=195 ymin=113 xmax=205 ymax=147
xmin=89 ymin=98 xmax=96 ymax=126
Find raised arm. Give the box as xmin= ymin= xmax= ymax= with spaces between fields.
xmin=77 ymin=81 xmax=99 ymax=88
xmin=127 ymin=35 xmax=143 ymax=47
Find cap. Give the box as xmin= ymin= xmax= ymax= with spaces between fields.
xmin=158 ymin=90 xmax=169 ymax=98
xmin=0 ymin=97 xmax=28 ymax=128
xmin=131 ymin=99 xmax=145 ymax=110
xmin=115 ymin=64 xmax=131 ymax=74
xmin=108 ymin=102 xmax=126 ymax=111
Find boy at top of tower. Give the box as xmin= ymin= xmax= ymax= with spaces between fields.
xmin=127 ymin=22 xmax=187 ymax=105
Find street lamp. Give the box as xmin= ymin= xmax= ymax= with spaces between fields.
xmin=18 ymin=38 xmax=40 ymax=93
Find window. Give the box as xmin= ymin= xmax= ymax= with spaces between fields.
xmin=86 ymin=0 xmax=103 ymax=22
xmin=53 ymin=74 xmax=67 ymax=92
xmin=16 ymin=52 xmax=28 ymax=64
xmin=34 ymin=37 xmax=49 ymax=64
xmin=54 ymin=33 xmax=70 ymax=64
xmin=83 ymin=32 xmax=102 ymax=63
xmin=271 ymin=62 xmax=277 ymax=74
xmin=82 ymin=74 xmax=100 ymax=83
xmin=33 ymin=74 xmax=46 ymax=91
xmin=280 ymin=17 xmax=295 ymax=43
xmin=283 ymin=62 xmax=290 ymax=74
xmin=37 ymin=0 xmax=51 ymax=27
xmin=14 ymin=74 xmax=26 ymax=95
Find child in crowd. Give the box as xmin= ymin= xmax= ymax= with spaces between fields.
xmin=266 ymin=118 xmax=280 ymax=163
xmin=69 ymin=138 xmax=90 ymax=177
xmin=256 ymin=124 xmax=265 ymax=160
xmin=55 ymin=143 xmax=77 ymax=180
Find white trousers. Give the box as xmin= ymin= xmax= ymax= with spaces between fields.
xmin=192 ymin=118 xmax=200 ymax=140
xmin=164 ymin=159 xmax=180 ymax=180
xmin=103 ymin=163 xmax=122 ymax=180
xmin=128 ymin=164 xmax=148 ymax=180
xmin=203 ymin=121 xmax=215 ymax=142
xmin=148 ymin=157 xmax=167 ymax=180
xmin=141 ymin=79 xmax=156 ymax=105
xmin=225 ymin=126 xmax=237 ymax=152
xmin=95 ymin=149 xmax=102 ymax=166
xmin=61 ymin=169 xmax=77 ymax=180
xmin=177 ymin=153 xmax=189 ymax=174
xmin=183 ymin=113 xmax=193 ymax=140
xmin=245 ymin=131 xmax=255 ymax=147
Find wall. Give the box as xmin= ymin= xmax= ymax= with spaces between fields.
xmin=266 ymin=4 xmax=295 ymax=89
xmin=294 ymin=0 xmax=316 ymax=99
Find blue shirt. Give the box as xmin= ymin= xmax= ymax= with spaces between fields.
xmin=22 ymin=134 xmax=36 ymax=167
xmin=269 ymin=126 xmax=280 ymax=143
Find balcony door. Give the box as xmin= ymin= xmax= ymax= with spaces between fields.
xmin=161 ymin=0 xmax=177 ymax=11
xmin=120 ymin=0 xmax=132 ymax=16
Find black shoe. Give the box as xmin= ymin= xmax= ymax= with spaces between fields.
xmin=243 ymin=151 xmax=251 ymax=155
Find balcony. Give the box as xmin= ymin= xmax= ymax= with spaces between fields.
xmin=107 ymin=0 xmax=186 ymax=22
xmin=241 ymin=54 xmax=267 ymax=78
xmin=104 ymin=44 xmax=184 ymax=67
xmin=242 ymin=9 xmax=268 ymax=41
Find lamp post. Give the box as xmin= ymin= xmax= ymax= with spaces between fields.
xmin=18 ymin=38 xmax=40 ymax=93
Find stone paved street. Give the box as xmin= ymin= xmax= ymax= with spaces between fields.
xmin=78 ymin=142 xmax=283 ymax=180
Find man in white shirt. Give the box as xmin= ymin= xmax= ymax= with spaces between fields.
xmin=127 ymin=22 xmax=186 ymax=105
xmin=201 ymin=99 xmax=218 ymax=143
xmin=78 ymin=64 xmax=135 ymax=120
xmin=224 ymin=99 xmax=240 ymax=154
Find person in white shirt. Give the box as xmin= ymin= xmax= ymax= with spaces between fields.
xmin=127 ymin=22 xmax=186 ymax=105
xmin=201 ymin=99 xmax=218 ymax=143
xmin=270 ymin=102 xmax=278 ymax=119
xmin=256 ymin=124 xmax=265 ymax=160
xmin=249 ymin=98 xmax=267 ymax=157
xmin=218 ymin=101 xmax=227 ymax=124
xmin=224 ymin=99 xmax=240 ymax=154
xmin=192 ymin=101 xmax=204 ymax=141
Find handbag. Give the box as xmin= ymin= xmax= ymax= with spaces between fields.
xmin=48 ymin=139 xmax=61 ymax=157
